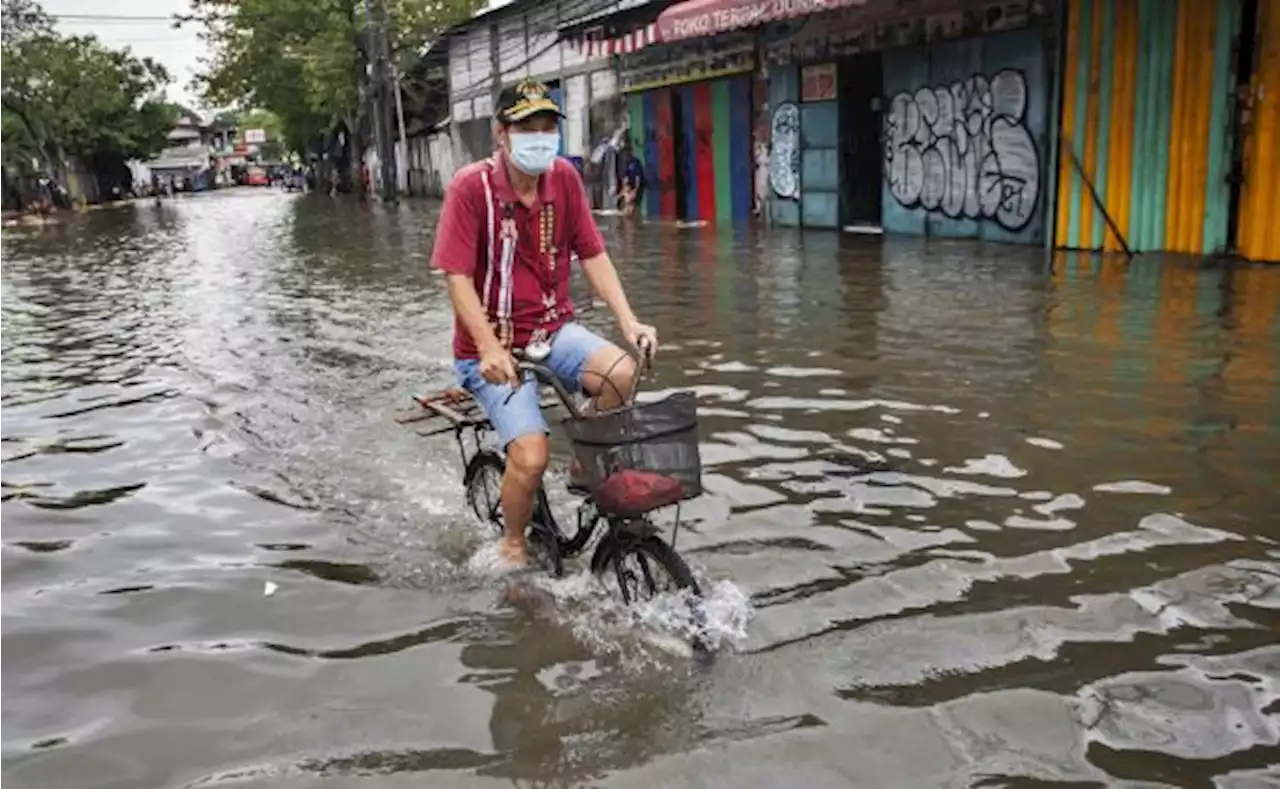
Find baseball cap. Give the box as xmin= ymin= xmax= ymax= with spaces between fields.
xmin=496 ymin=79 xmax=565 ymax=125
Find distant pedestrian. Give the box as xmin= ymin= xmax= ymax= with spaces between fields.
xmin=619 ymin=148 xmax=645 ymax=217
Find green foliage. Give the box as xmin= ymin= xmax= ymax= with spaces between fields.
xmin=1 ymin=0 xmax=176 ymax=173
xmin=187 ymin=0 xmax=483 ymax=154
xmin=236 ymin=108 xmax=288 ymax=160
xmin=236 ymin=108 xmax=284 ymax=142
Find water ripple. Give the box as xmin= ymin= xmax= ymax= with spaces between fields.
xmin=3 ymin=194 xmax=1277 ymax=788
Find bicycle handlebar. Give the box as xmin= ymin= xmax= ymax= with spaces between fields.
xmin=513 ymin=360 xmax=585 ymax=419
xmin=628 ymin=335 xmax=654 ymax=403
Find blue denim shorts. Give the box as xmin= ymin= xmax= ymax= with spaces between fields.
xmin=454 ymin=322 xmax=613 ymax=447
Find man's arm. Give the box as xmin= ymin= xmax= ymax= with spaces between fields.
xmin=564 ymin=165 xmax=650 ymax=343
xmin=446 ymin=273 xmax=503 ymax=356
xmin=432 ymin=172 xmax=514 ymax=381
xmin=432 ymin=173 xmax=496 ymax=348
xmin=579 ymin=252 xmax=638 ymax=332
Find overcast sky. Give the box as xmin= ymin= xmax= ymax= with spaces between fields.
xmin=44 ymin=0 xmax=208 ymax=111
xmin=43 ymin=0 xmax=511 ymax=119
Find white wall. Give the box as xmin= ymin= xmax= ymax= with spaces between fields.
xmin=446 ymin=0 xmax=615 ymax=111
xmin=590 ymin=68 xmax=618 ymax=101
xmin=497 ymin=15 xmax=527 ymax=79
xmin=442 ymin=0 xmax=623 ymax=172
xmin=524 ymin=5 xmax=560 ymax=79
xmin=448 ymin=35 xmax=473 ymax=95
xmin=465 ymin=26 xmax=491 ymax=93
xmin=564 ymin=73 xmax=588 ymax=156
xmin=404 ymin=128 xmax=459 ymax=197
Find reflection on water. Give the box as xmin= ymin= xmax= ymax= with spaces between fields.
xmin=3 ymin=191 xmax=1278 ymax=789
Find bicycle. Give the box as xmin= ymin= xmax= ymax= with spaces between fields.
xmin=398 ymin=341 xmax=711 ymax=653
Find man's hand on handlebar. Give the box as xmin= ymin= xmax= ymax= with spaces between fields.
xmin=479 ymin=344 xmax=519 ymax=387
xmin=622 ymin=320 xmax=658 ymax=359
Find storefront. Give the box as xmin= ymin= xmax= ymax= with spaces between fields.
xmin=1055 ymin=0 xmax=1236 ymax=256
xmin=1237 ymin=0 xmax=1280 ymax=262
xmin=760 ymin=0 xmax=1051 ymax=238
xmin=617 ymin=33 xmax=758 ymax=223
xmin=1054 ymin=0 xmax=1280 ymax=262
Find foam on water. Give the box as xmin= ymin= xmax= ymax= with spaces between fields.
xmin=944 ymin=453 xmax=1028 ymax=479
xmin=1094 ymin=479 xmax=1174 ymax=495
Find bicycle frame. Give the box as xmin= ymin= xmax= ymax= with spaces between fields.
xmin=398 ymin=347 xmax=710 ymax=654
xmin=508 ymin=336 xmax=653 ymax=418
xmin=401 ymin=340 xmax=685 ymax=561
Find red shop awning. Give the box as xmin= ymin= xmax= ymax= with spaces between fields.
xmin=568 ymin=22 xmax=660 ymax=58
xmin=657 ymin=0 xmax=867 ymax=43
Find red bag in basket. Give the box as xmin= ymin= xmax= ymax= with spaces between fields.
xmin=592 ymin=469 xmax=685 ymax=517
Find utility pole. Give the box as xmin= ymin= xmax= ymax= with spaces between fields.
xmin=392 ymin=66 xmax=409 ymax=195
xmin=363 ymin=0 xmax=397 ymax=201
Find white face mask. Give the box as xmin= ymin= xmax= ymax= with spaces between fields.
xmin=508 ymin=131 xmax=560 ymax=175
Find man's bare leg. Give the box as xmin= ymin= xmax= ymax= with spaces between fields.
xmin=582 ymin=345 xmax=637 ymax=409
xmin=499 ymin=434 xmax=549 ymax=567
xmin=566 ymin=345 xmax=636 ymax=487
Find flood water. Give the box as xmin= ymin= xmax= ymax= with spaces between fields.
xmin=3 ymin=189 xmax=1278 ymax=789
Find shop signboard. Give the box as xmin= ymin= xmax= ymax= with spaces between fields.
xmin=763 ymin=0 xmax=1044 ymax=66
xmin=618 ymin=32 xmax=755 ymax=93
xmin=801 ymin=63 xmax=837 ymax=101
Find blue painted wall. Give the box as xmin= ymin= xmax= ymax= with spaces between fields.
xmin=728 ymin=77 xmax=754 ymax=222
xmin=641 ymin=91 xmax=662 ymax=218
xmin=801 ymin=101 xmax=840 ymax=228
xmin=881 ymin=28 xmax=1048 ymax=244
xmin=549 ymin=87 xmax=567 ymax=155
xmin=767 ymin=65 xmax=800 ymax=227
xmin=679 ymin=86 xmax=699 ymax=220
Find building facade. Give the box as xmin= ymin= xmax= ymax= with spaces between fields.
xmin=605 ymin=0 xmax=1051 ymax=238
xmin=421 ymin=0 xmax=1280 ymax=262
xmin=617 ymin=29 xmax=758 ymax=223
xmin=1054 ymin=0 xmax=1280 ymax=262
xmin=429 ymin=0 xmax=644 ymax=196
xmin=760 ymin=0 xmax=1050 ymax=242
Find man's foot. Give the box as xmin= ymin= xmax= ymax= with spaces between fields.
xmin=497 ymin=536 xmax=528 ymax=569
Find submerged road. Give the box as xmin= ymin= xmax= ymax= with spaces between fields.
xmin=3 ymin=188 xmax=1278 ymax=788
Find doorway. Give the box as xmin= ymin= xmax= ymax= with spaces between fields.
xmin=670 ymin=90 xmax=690 ymax=220
xmin=1227 ymin=0 xmax=1258 ymax=251
xmin=838 ymin=53 xmax=884 ymax=228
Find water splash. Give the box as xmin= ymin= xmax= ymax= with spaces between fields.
xmin=461 ymin=537 xmax=754 ymax=662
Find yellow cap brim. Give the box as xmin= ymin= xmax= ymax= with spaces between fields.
xmin=503 ymin=98 xmax=564 ymax=122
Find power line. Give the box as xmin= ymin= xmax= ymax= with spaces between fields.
xmin=14 ymin=0 xmax=617 ymax=110
xmin=33 ymin=13 xmax=179 ymax=22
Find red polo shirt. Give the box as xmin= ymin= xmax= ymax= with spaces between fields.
xmin=431 ymin=152 xmax=607 ymax=359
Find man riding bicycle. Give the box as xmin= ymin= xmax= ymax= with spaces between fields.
xmin=432 ymin=79 xmax=658 ymax=569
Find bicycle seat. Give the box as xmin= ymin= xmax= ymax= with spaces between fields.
xmin=592 ymin=469 xmax=686 ymax=518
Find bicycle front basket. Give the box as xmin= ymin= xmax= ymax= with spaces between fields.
xmin=560 ymin=390 xmax=702 ymax=500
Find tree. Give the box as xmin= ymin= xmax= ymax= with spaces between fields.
xmin=2 ymin=0 xmax=58 ymax=174
xmin=186 ymin=0 xmax=482 ymax=174
xmin=1 ymin=0 xmax=176 ymax=187
xmin=0 ymin=0 xmax=52 ymax=46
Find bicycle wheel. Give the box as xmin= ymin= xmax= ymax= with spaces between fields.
xmin=602 ymin=534 xmax=700 ymax=604
xmin=598 ymin=532 xmax=710 ymax=654
xmin=606 ymin=532 xmax=711 ymax=655
xmin=462 ymin=450 xmax=563 ymax=576
xmin=463 ymin=450 xmax=506 ymax=536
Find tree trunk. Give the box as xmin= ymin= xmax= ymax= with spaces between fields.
xmin=341 ymin=113 xmax=368 ymax=197
xmin=5 ymin=101 xmax=58 ymax=177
